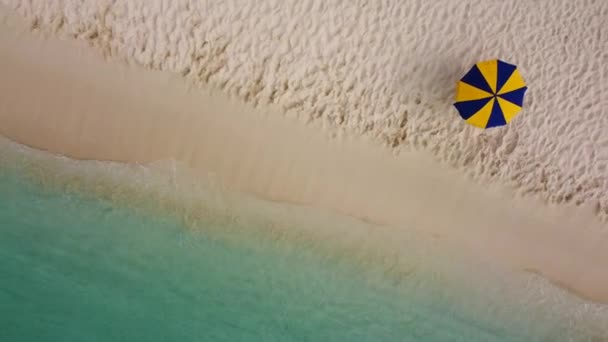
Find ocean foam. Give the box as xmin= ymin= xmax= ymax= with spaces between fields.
xmin=2 ymin=135 xmax=608 ymax=339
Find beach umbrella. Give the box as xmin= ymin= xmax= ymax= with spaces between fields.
xmin=454 ymin=59 xmax=527 ymax=128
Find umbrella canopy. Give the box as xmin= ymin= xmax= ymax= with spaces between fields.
xmin=454 ymin=59 xmax=527 ymax=128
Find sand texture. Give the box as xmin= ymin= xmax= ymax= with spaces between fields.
xmin=1 ymin=7 xmax=608 ymax=309
xmin=2 ymin=0 xmax=608 ymax=221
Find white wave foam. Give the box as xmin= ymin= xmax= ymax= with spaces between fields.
xmin=2 ymin=135 xmax=608 ymax=339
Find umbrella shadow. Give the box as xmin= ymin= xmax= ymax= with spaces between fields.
xmin=392 ymin=53 xmax=467 ymax=113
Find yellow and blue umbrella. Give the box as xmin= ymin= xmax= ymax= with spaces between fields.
xmin=454 ymin=59 xmax=527 ymax=128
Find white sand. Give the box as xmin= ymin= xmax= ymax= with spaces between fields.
xmin=2 ymin=0 xmax=608 ymax=221
xmin=1 ymin=5 xmax=608 ymax=309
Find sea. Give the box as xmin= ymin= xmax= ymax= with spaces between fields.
xmin=0 ymin=137 xmax=606 ymax=342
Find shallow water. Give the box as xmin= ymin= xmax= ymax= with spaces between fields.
xmin=0 ymin=142 xmax=606 ymax=341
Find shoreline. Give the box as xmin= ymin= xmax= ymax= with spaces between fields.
xmin=1 ymin=8 xmax=608 ymax=306
xmin=3 ymin=140 xmax=606 ymax=340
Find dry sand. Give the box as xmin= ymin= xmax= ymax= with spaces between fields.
xmin=2 ymin=0 xmax=608 ymax=221
xmin=1 ymin=6 xmax=608 ymax=306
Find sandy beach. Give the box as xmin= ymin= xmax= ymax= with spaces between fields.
xmin=1 ymin=1 xmax=608 ymax=314
xmin=4 ymin=0 xmax=608 ymax=218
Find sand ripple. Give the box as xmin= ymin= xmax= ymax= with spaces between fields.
xmin=3 ymin=0 xmax=608 ymax=219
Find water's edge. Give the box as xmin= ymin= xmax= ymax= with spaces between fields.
xmin=2 ymin=11 xmax=607 ymax=305
xmin=1 ymin=135 xmax=607 ymax=340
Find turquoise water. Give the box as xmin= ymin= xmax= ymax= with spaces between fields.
xmin=0 ymin=147 xmax=606 ymax=341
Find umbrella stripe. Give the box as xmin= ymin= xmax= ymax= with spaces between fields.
xmin=454 ymin=97 xmax=493 ymax=120
xmin=497 ymin=97 xmax=522 ymax=123
xmin=466 ymin=98 xmax=495 ymax=128
xmin=460 ymin=65 xmax=494 ymax=95
xmin=486 ymin=100 xmax=507 ymax=128
xmin=496 ymin=60 xmax=517 ymax=94
xmin=476 ymin=60 xmax=498 ymax=93
xmin=497 ymin=69 xmax=526 ymax=95
xmin=455 ymin=81 xmax=493 ymax=102
xmin=498 ymin=87 xmax=527 ymax=107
